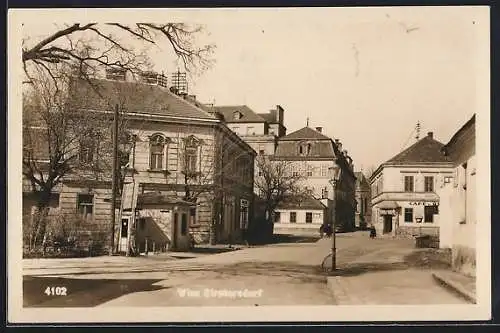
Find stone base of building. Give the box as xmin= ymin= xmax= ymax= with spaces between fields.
xmin=452 ymin=245 xmax=476 ymax=278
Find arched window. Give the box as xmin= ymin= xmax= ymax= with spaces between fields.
xmin=183 ymin=135 xmax=202 ymax=174
xmin=149 ymin=134 xmax=166 ymax=170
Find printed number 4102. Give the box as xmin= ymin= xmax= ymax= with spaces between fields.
xmin=44 ymin=286 xmax=67 ymax=296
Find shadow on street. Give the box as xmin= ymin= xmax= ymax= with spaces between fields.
xmin=271 ymin=234 xmax=321 ymax=244
xmin=23 ymin=276 xmax=167 ymax=307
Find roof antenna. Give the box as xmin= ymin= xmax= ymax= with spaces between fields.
xmin=306 ymin=117 xmax=309 ymax=127
xmin=415 ymin=121 xmax=421 ymax=140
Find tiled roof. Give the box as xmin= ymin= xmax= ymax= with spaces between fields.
xmin=386 ymin=134 xmax=452 ymax=164
xmin=277 ymin=195 xmax=326 ymax=210
xmin=279 ymin=127 xmax=331 ymax=141
xmin=69 ymin=78 xmax=217 ymax=120
xmin=215 ymin=105 xmax=266 ymax=123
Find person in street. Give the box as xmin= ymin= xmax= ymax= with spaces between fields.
xmin=370 ymin=225 xmax=377 ymax=239
xmin=324 ymin=223 xmax=333 ymax=238
xmin=319 ymin=224 xmax=325 ymax=238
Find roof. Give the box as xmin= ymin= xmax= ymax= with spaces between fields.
xmin=69 ymin=78 xmax=217 ymax=120
xmin=279 ymin=127 xmax=331 ymax=141
xmin=442 ymin=114 xmax=476 ymax=164
xmin=277 ymin=195 xmax=326 ymax=210
xmin=386 ymin=133 xmax=452 ymax=164
xmin=257 ymin=112 xmax=275 ymax=123
xmin=215 ymin=105 xmax=266 ymax=123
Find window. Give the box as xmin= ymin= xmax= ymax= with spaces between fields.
xmin=189 ymin=207 xmax=196 ymax=226
xmin=404 ymin=208 xmax=413 ymax=223
xmin=231 ymin=126 xmax=240 ymax=133
xmin=240 ymin=200 xmax=249 ymax=229
xmin=444 ymin=176 xmax=453 ymax=184
xmin=424 ymin=206 xmax=435 ymax=223
xmin=77 ymin=194 xmax=93 ymax=219
xmin=321 ymin=165 xmax=328 ymax=177
xmin=299 ymin=145 xmax=303 ymax=155
xmin=305 ymin=212 xmax=313 ymax=223
xmin=404 ymin=176 xmax=414 ymax=192
xmin=149 ymin=134 xmax=165 ymax=170
xmin=259 ymin=150 xmax=265 ymax=155
xmin=293 ymin=171 xmax=300 ymax=177
xmin=290 ymin=212 xmax=297 ymax=223
xmin=321 ymin=187 xmax=329 ymax=199
xmin=424 ymin=176 xmax=434 ymax=192
xmin=307 ymin=170 xmax=313 ymax=177
xmin=121 ymin=218 xmax=129 ymax=237
xmin=274 ymin=212 xmax=281 ymax=223
xmin=106 ymin=67 xmax=126 ymax=81
xmin=233 ymin=111 xmax=242 ymax=120
xmin=184 ymin=137 xmax=199 ymax=174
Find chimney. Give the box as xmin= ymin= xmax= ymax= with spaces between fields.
xmin=315 ymin=127 xmax=323 ymax=133
xmin=427 ymin=132 xmax=433 ymax=139
xmin=343 ymin=150 xmax=348 ymax=157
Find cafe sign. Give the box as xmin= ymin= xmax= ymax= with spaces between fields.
xmin=409 ymin=201 xmax=439 ymax=206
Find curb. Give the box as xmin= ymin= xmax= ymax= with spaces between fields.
xmin=432 ymin=272 xmax=476 ymax=304
xmin=326 ymin=276 xmax=362 ymax=305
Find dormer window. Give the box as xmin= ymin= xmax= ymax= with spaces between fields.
xmin=233 ymin=111 xmax=242 ymax=120
xmin=298 ymin=142 xmax=312 ymax=156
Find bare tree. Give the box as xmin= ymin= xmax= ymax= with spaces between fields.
xmin=22 ymin=70 xmax=149 ymax=252
xmin=22 ymin=23 xmax=216 ymax=87
xmin=254 ymin=156 xmax=312 ymax=229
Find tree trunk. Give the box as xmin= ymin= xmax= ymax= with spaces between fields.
xmin=31 ymin=197 xmax=50 ymax=252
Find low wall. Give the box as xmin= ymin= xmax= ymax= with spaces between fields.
xmin=452 ymin=245 xmax=476 ymax=277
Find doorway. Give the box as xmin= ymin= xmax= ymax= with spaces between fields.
xmin=383 ymin=215 xmax=393 ymax=234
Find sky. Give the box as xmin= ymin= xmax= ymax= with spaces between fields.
xmin=19 ymin=6 xmax=488 ymax=172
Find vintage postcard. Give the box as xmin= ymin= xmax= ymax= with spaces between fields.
xmin=7 ymin=6 xmax=491 ymax=323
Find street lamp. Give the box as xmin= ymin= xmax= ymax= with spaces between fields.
xmin=328 ymin=164 xmax=342 ymax=272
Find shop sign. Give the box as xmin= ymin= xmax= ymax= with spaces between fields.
xmin=409 ymin=201 xmax=439 ymax=206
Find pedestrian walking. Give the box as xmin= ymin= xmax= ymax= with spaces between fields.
xmin=370 ymin=225 xmax=377 ymax=239
xmin=319 ymin=224 xmax=325 ymax=238
xmin=324 ymin=224 xmax=333 ymax=238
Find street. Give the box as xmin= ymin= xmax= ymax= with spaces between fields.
xmin=23 ymin=232 xmax=468 ymax=307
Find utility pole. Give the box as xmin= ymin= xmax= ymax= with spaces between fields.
xmin=109 ymin=104 xmax=119 ymax=255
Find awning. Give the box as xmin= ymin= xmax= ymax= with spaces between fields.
xmin=377 ymin=201 xmax=400 ymax=209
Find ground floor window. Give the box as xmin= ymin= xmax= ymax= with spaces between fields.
xmin=404 ymin=208 xmax=413 ymax=223
xmin=77 ymin=194 xmax=94 ymax=220
xmin=274 ymin=211 xmax=281 ymax=223
xmin=305 ymin=212 xmax=313 ymax=223
xmin=290 ymin=212 xmax=297 ymax=223
xmin=189 ymin=207 xmax=196 ymax=226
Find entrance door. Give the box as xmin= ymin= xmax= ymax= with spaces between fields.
xmin=383 ymin=215 xmax=393 ymax=234
xmin=119 ymin=218 xmax=129 ymax=253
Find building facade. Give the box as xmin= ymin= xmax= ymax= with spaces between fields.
xmin=370 ymin=132 xmax=455 ymax=239
xmin=438 ymin=115 xmax=476 ymax=276
xmin=272 ymin=126 xmax=357 ymax=232
xmin=22 ymin=71 xmax=256 ymax=254
xmin=273 ymin=195 xmax=326 ymax=235
xmin=354 ymin=172 xmax=372 ymax=229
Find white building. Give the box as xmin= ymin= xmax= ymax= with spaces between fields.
xmin=437 ymin=115 xmax=476 ymax=276
xmin=273 ymin=195 xmax=326 ymax=235
xmin=370 ymin=132 xmax=455 ymax=239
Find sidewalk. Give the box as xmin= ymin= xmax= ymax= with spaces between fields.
xmin=325 ymin=245 xmax=470 ymax=305
xmin=432 ymin=270 xmax=476 ymax=303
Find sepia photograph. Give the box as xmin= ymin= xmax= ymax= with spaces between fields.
xmin=7 ymin=6 xmax=491 ymax=323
